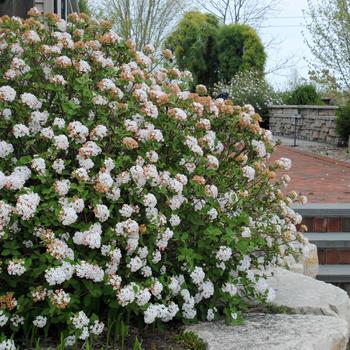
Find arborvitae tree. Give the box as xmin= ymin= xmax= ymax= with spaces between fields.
xmin=165 ymin=11 xmax=220 ymax=89
xmin=217 ymin=24 xmax=266 ymax=83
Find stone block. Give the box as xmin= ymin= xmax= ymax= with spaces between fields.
xmin=186 ymin=314 xmax=349 ymax=350
xmin=298 ymin=242 xmax=319 ymax=278
xmin=266 ymin=268 xmax=350 ymax=329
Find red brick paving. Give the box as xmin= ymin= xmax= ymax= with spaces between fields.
xmin=270 ymin=145 xmax=350 ymax=203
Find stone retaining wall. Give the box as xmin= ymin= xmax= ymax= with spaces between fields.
xmin=269 ymin=105 xmax=340 ymax=145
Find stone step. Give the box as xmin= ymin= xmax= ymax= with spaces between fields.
xmin=305 ymin=232 xmax=350 ymax=248
xmin=293 ymin=204 xmax=350 ymax=233
xmin=317 ymin=264 xmax=350 ymax=283
xmin=293 ymin=203 xmax=350 ymax=218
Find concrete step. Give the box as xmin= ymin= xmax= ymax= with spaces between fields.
xmin=305 ymin=232 xmax=350 ymax=248
xmin=317 ymin=264 xmax=350 ymax=283
xmin=293 ymin=203 xmax=350 ymax=218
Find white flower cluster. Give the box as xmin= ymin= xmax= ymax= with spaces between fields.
xmin=71 ymin=311 xmax=104 ymax=340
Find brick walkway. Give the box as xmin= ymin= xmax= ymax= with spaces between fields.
xmin=270 ymin=145 xmax=350 ymax=203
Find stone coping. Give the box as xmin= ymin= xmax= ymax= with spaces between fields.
xmin=269 ymin=105 xmax=339 ymax=110
xmin=293 ymin=203 xmax=350 ymax=217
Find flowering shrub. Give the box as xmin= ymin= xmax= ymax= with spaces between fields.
xmin=215 ymin=69 xmax=282 ymax=127
xmin=0 ymin=8 xmax=307 ymax=348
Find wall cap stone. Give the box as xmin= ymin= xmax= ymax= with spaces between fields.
xmin=269 ymin=105 xmax=339 ymax=110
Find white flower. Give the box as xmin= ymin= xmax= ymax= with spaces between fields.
xmin=15 ymin=192 xmax=40 ymax=220
xmin=10 ymin=314 xmax=24 ymax=327
xmin=276 ymin=157 xmax=292 ymax=171
xmin=94 ymin=204 xmax=110 ymax=222
xmin=0 ymin=141 xmax=14 ymax=158
xmin=53 ymin=135 xmax=69 ymax=150
xmin=31 ymin=158 xmax=46 ymax=175
xmin=252 ymin=140 xmax=266 ymax=157
xmin=242 ymin=165 xmax=255 ymax=181
xmin=207 ymin=208 xmax=218 ymax=221
xmin=53 ymin=117 xmax=66 ymax=129
xmin=79 ymin=327 xmax=90 ymax=340
xmin=76 ymin=261 xmax=104 ymax=282
xmin=25 ymin=30 xmax=41 ymax=43
xmin=73 ymin=223 xmax=102 ymax=249
xmin=91 ymin=125 xmax=108 ymax=140
xmin=128 ymin=256 xmax=143 ymax=272
xmin=216 ymin=246 xmax=232 ymax=262
xmin=241 ymin=227 xmax=251 ymax=238
xmin=119 ymin=204 xmax=134 ymax=218
xmin=64 ymin=336 xmax=76 ymax=347
xmin=146 ymin=150 xmax=159 ymax=163
xmin=190 ymin=267 xmax=205 ymax=285
xmin=71 ymin=311 xmax=89 ymax=329
xmin=136 ymin=288 xmax=151 ymax=306
xmin=143 ymin=193 xmax=157 ymax=208
xmin=59 ymin=206 xmax=78 ymax=226
xmin=0 ymin=310 xmax=9 ymax=327
xmin=0 ymin=339 xmax=16 ymax=350
xmin=76 ymin=60 xmax=91 ymax=73
xmin=7 ymin=259 xmax=26 ymax=276
xmin=222 ymin=282 xmax=237 ymax=296
xmin=169 ymin=214 xmax=181 ymax=226
xmin=52 ymin=159 xmax=65 ymax=174
xmin=207 ymin=308 xmax=216 ymax=321
xmin=54 ymin=179 xmax=70 ymax=196
xmin=33 ymin=316 xmax=47 ymax=328
xmin=90 ymin=320 xmax=104 ymax=335
xmin=118 ymin=284 xmax=136 ymax=306
xmin=205 ymin=184 xmax=218 ymax=198
xmin=20 ymin=93 xmax=42 ymax=110
xmin=45 ymin=262 xmax=74 ymax=285
xmin=2 ymin=108 xmax=12 ymax=120
xmin=0 ymin=85 xmax=16 ymax=102
xmin=13 ymin=124 xmax=29 ymax=138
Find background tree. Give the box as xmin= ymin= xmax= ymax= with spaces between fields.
xmin=336 ymin=99 xmax=350 ymax=140
xmin=93 ymin=0 xmax=187 ymax=51
xmin=305 ymin=0 xmax=350 ymax=89
xmin=194 ymin=0 xmax=280 ymax=27
xmin=165 ymin=11 xmax=220 ymax=89
xmin=79 ymin=0 xmax=91 ymax=15
xmin=217 ymin=24 xmax=266 ymax=82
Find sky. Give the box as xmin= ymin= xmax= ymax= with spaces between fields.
xmin=259 ymin=0 xmax=312 ymax=89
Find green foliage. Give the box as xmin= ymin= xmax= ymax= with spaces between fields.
xmin=217 ymin=24 xmax=266 ymax=83
xmin=175 ymin=331 xmax=207 ymax=350
xmin=165 ymin=12 xmax=219 ymax=89
xmin=165 ymin=13 xmax=266 ymax=89
xmin=132 ymin=337 xmax=142 ymax=350
xmin=336 ymin=99 xmax=350 ymax=141
xmin=215 ymin=69 xmax=281 ymax=126
xmin=286 ymin=84 xmax=323 ymax=105
xmin=305 ymin=0 xmax=350 ymax=89
xmin=78 ymin=0 xmax=91 ymax=15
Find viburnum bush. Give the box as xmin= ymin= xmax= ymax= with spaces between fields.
xmin=0 ymin=8 xmax=307 ymax=349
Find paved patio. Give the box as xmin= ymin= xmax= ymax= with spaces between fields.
xmin=271 ymin=144 xmax=350 ymax=203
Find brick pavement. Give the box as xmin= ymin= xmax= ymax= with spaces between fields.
xmin=270 ymin=145 xmax=350 ymax=203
